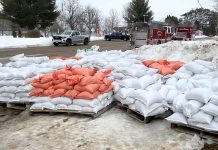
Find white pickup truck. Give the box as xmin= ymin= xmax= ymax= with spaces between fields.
xmin=52 ymin=30 xmax=90 ymax=46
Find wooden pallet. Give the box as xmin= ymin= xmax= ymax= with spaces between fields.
xmin=29 ymin=101 xmax=116 ymax=119
xmin=117 ymin=101 xmax=173 ymax=123
xmin=6 ymin=101 xmax=32 ymax=110
xmin=171 ymin=123 xmax=218 ymax=143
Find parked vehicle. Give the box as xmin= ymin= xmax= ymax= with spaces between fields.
xmin=131 ymin=22 xmax=174 ymax=48
xmin=172 ymin=26 xmax=194 ymax=41
xmin=52 ymin=30 xmax=90 ymax=46
xmin=104 ymin=32 xmax=130 ymax=41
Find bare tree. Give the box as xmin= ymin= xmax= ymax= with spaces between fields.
xmin=59 ymin=0 xmax=85 ymax=30
xmin=83 ymin=5 xmax=101 ymax=36
xmin=214 ymin=0 xmax=218 ymax=12
xmin=103 ymin=9 xmax=119 ymax=34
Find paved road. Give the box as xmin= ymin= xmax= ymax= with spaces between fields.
xmin=0 ymin=40 xmax=133 ymax=63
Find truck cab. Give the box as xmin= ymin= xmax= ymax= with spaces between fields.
xmin=52 ymin=30 xmax=90 ymax=46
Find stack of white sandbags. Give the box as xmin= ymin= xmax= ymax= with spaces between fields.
xmin=30 ymin=92 xmax=113 ymax=113
xmin=0 ymin=54 xmax=78 ymax=103
xmin=166 ymin=60 xmax=218 ymax=132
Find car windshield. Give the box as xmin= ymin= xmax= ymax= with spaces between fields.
xmin=176 ymin=32 xmax=186 ymax=37
xmin=61 ymin=31 xmax=72 ymax=35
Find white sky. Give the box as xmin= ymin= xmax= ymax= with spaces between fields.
xmin=78 ymin=0 xmax=214 ymax=21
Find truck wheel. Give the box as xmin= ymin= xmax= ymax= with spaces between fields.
xmin=84 ymin=38 xmax=89 ymax=45
xmin=106 ymin=38 xmax=111 ymax=41
xmin=157 ymin=40 xmax=161 ymax=45
xmin=66 ymin=39 xmax=71 ymax=46
xmin=53 ymin=43 xmax=59 ymax=46
xmin=123 ymin=38 xmax=127 ymax=41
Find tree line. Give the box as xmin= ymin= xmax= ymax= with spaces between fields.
xmin=0 ymin=0 xmax=217 ymax=37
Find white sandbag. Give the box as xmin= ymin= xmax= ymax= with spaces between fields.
xmin=166 ymin=90 xmax=179 ymax=104
xmin=51 ymin=97 xmax=72 ymax=105
xmin=210 ymin=95 xmax=218 ymax=105
xmin=147 ymin=106 xmax=166 ymax=117
xmin=192 ymin=74 xmax=213 ymax=80
xmin=112 ymin=82 xmax=120 ymax=93
xmin=191 ymin=79 xmax=212 ymax=88
xmin=111 ymin=72 xmax=125 ymax=80
xmin=30 ymin=103 xmax=44 ymax=110
xmin=188 ymin=111 xmax=213 ymax=124
xmin=66 ymin=105 xmax=82 ymax=111
xmin=172 ymin=72 xmax=191 ymax=79
xmin=0 ymin=87 xmax=5 ymax=93
xmin=122 ymin=97 xmax=135 ymax=105
xmin=183 ymin=100 xmax=203 ymax=118
xmin=116 ymin=88 xmax=134 ymax=99
xmin=176 ymin=79 xmax=188 ymax=92
xmin=186 ymin=88 xmax=212 ymax=103
xmin=158 ymin=85 xmax=175 ymax=99
xmin=146 ymin=68 xmax=158 ymax=75
xmin=56 ymin=104 xmax=68 ymax=110
xmin=215 ymin=117 xmax=218 ymax=122
xmin=134 ymin=100 xmax=162 ymax=117
xmin=195 ymin=60 xmax=216 ymax=70
xmin=1 ymin=93 xmax=15 ymax=99
xmin=40 ymin=102 xmax=56 ymax=110
xmin=166 ymin=78 xmax=178 ymax=86
xmin=201 ymin=103 xmax=218 ymax=116
xmin=16 ymin=85 xmax=32 ymax=92
xmin=6 ymin=61 xmax=30 ymax=68
xmin=184 ymin=62 xmax=205 ymax=74
xmin=1 ymin=86 xmax=17 ymax=93
xmin=146 ymin=83 xmax=162 ymax=91
xmin=119 ymin=78 xmax=141 ymax=89
xmin=82 ymin=105 xmax=103 ymax=113
xmin=73 ymin=99 xmax=100 ymax=108
xmin=212 ymin=78 xmax=218 ymax=93
xmin=16 ymin=92 xmax=29 ymax=98
xmin=114 ymin=93 xmax=124 ymax=102
xmin=176 ymin=67 xmax=193 ymax=76
xmin=13 ymin=71 xmax=35 ymax=80
xmin=0 ymin=97 xmax=10 ymax=102
xmin=138 ymin=75 xmax=156 ymax=89
xmin=166 ymin=112 xmax=188 ymax=125
xmin=123 ymin=68 xmax=147 ymax=78
xmin=0 ymin=63 xmax=2 ymax=67
xmin=172 ymin=94 xmax=188 ymax=112
xmin=202 ymin=121 xmax=218 ymax=132
xmin=128 ymin=104 xmax=136 ymax=110
xmin=29 ymin=97 xmax=51 ymax=103
xmin=9 ymin=79 xmax=32 ymax=86
xmin=135 ymin=91 xmax=163 ymax=107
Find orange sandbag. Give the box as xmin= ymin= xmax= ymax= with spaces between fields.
xmin=32 ymin=81 xmax=53 ymax=89
xmin=160 ymin=67 xmax=175 ymax=75
xmin=75 ymin=91 xmax=100 ymax=100
xmin=79 ymin=76 xmax=103 ymax=86
xmin=168 ymin=61 xmax=184 ymax=70
xmin=94 ymin=69 xmax=112 ymax=81
xmin=53 ymin=81 xmax=72 ymax=90
xmin=67 ymin=75 xmax=83 ymax=85
xmin=29 ymin=88 xmax=44 ymax=96
xmin=43 ymin=88 xmax=55 ymax=96
xmin=98 ymin=84 xmax=109 ymax=92
xmin=40 ymin=74 xmax=53 ymax=84
xmin=50 ymin=89 xmax=67 ymax=98
xmin=64 ymin=90 xmax=80 ymax=99
xmin=74 ymin=84 xmax=101 ymax=93
xmin=101 ymin=84 xmax=113 ymax=94
xmin=143 ymin=60 xmax=156 ymax=67
xmin=52 ymin=78 xmax=65 ymax=85
xmin=149 ymin=63 xmax=164 ymax=70
xmin=71 ymin=67 xmax=96 ymax=76
xmin=103 ymin=78 xmax=113 ymax=86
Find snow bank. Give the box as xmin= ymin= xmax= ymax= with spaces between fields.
xmin=195 ymin=35 xmax=208 ymax=39
xmin=0 ymin=36 xmax=104 ymax=49
xmin=137 ymin=40 xmax=218 ymax=65
xmin=0 ymin=36 xmax=52 ymax=49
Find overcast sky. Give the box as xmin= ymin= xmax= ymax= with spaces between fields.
xmin=78 ymin=0 xmax=214 ymax=21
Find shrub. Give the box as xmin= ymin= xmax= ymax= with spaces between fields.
xmin=25 ymin=29 xmax=41 ymax=38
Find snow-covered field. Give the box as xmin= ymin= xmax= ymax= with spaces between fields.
xmin=0 ymin=36 xmax=104 ymax=49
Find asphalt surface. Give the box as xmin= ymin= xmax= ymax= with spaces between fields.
xmin=0 ymin=40 xmax=133 ymax=63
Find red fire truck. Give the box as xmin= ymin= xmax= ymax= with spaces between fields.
xmin=131 ymin=22 xmax=174 ymax=47
xmin=172 ymin=26 xmax=194 ymax=41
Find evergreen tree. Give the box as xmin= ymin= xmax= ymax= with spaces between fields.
xmin=0 ymin=0 xmax=59 ymax=30
xmin=124 ymin=0 xmax=153 ymax=23
xmin=165 ymin=15 xmax=179 ymax=26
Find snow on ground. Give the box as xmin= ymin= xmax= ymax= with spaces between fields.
xmin=90 ymin=36 xmax=104 ymax=41
xmin=0 ymin=108 xmax=193 ymax=150
xmin=137 ymin=40 xmax=218 ymax=65
xmin=194 ymin=35 xmax=208 ymax=39
xmin=0 ymin=36 xmax=103 ymax=49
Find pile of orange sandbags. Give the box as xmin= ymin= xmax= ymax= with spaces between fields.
xmin=143 ymin=60 xmax=184 ymax=75
xmin=50 ymin=56 xmax=82 ymax=60
xmin=30 ymin=66 xmax=113 ymax=100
